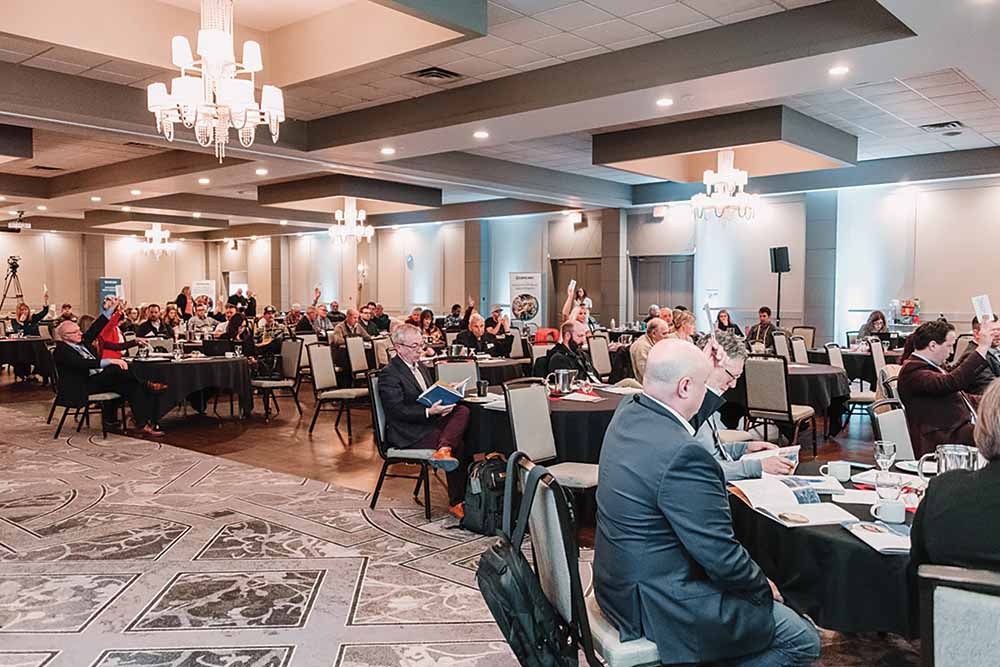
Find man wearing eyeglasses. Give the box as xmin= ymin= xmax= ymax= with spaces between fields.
xmin=378 ymin=323 xmax=470 ymax=519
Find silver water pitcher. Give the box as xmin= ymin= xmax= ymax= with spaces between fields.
xmin=919 ymin=444 xmax=981 ymax=480
xmin=545 ymin=369 xmax=577 ymax=395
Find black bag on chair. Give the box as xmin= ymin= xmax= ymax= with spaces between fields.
xmin=460 ymin=452 xmax=507 ymax=536
xmin=475 ymin=453 xmax=579 ymax=667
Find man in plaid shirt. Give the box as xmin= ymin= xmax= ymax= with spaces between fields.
xmin=254 ymin=306 xmax=289 ymax=350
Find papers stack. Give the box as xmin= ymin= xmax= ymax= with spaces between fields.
xmin=731 ymin=477 xmax=856 ymax=528
xmin=843 ymin=521 xmax=911 ymax=554
xmin=557 ymin=392 xmax=603 ymax=402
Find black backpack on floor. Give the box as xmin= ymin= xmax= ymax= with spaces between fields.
xmin=460 ymin=453 xmax=508 ymax=536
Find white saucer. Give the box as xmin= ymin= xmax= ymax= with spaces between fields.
xmin=895 ymin=460 xmax=937 ymax=475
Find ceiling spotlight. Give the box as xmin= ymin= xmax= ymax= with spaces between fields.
xmin=198 ymin=177 xmax=211 ymax=185
xmin=473 ymin=130 xmax=490 ymax=139
xmin=656 ymin=97 xmax=674 ymax=107
xmin=179 ymin=238 xmax=186 ymax=241
xmin=829 ymin=65 xmax=850 ymax=76
xmin=380 ymin=147 xmax=396 ymax=156
xmin=192 ymin=212 xmax=202 ymax=218
xmin=7 ymin=210 xmax=17 ymax=216
xmin=130 ymin=189 xmax=142 ymax=196
xmin=255 ymin=168 xmax=269 ymax=176
xmin=391 ymin=225 xmax=399 ymax=230
xmin=279 ymin=219 xmax=288 ymax=226
xmin=36 ymin=205 xmax=47 ymax=211
xmin=121 ymin=206 xmax=132 ymax=212
xmin=90 ymin=196 xmax=102 ymax=202
xmin=223 ymin=237 xmax=231 ymax=243
xmin=0 ymin=196 xmax=5 ymax=201
xmin=296 ymin=232 xmax=303 ymax=237
xmin=251 ymin=235 xmax=258 ymax=241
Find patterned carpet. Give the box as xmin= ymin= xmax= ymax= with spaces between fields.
xmin=0 ymin=403 xmax=919 ymax=667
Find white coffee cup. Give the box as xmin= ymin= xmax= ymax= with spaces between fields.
xmin=819 ymin=460 xmax=852 ymax=482
xmin=224 ymin=351 xmax=235 ymax=358
xmin=872 ymin=499 xmax=906 ymax=524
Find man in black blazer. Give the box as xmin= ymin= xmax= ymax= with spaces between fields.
xmin=546 ymin=320 xmax=601 ymax=384
xmin=378 ymin=323 xmax=470 ymax=519
xmin=135 ymin=304 xmax=174 ymax=339
xmin=594 ymin=338 xmax=820 ymax=665
xmin=455 ymin=314 xmax=501 ymax=356
xmin=965 ymin=315 xmax=1000 ymax=394
xmin=53 ymin=309 xmax=164 ymax=437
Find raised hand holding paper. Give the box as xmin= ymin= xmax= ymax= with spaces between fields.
xmin=972 ymin=293 xmax=993 ymax=323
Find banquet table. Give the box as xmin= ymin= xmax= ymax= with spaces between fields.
xmin=0 ymin=336 xmax=53 ymax=377
xmin=724 ymin=363 xmax=852 ymax=434
xmin=605 ymin=328 xmax=644 ymax=343
xmin=422 ymin=356 xmax=526 ymax=387
xmin=465 ymin=387 xmax=625 ymax=462
xmin=807 ymin=348 xmax=903 ymax=385
xmin=729 ymin=461 xmax=916 ymax=637
xmin=129 ymin=356 xmax=253 ymax=420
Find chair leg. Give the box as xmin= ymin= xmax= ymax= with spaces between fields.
xmin=414 ymin=471 xmax=423 ymax=497
xmin=308 ymin=400 xmax=323 ymax=434
xmin=790 ymin=421 xmax=802 ymax=448
xmin=101 ymin=403 xmax=108 ymax=439
xmin=271 ymin=392 xmax=281 ymax=415
xmin=121 ymin=403 xmax=128 ymax=434
xmin=346 ymin=402 xmax=353 ymax=436
xmin=334 ymin=402 xmax=344 ymax=428
xmin=422 ymin=463 xmax=432 ymax=521
xmin=46 ymin=400 xmax=57 ymax=424
xmin=370 ymin=460 xmax=390 ymax=511
xmin=261 ymin=390 xmax=272 ymax=422
xmin=76 ymin=406 xmax=86 ymax=432
xmin=812 ymin=416 xmax=818 ymax=457
xmin=53 ymin=407 xmax=70 ymax=439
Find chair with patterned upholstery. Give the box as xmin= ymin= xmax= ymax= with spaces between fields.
xmin=48 ymin=359 xmax=127 ymax=439
xmin=589 ymin=335 xmax=613 ymax=382
xmin=918 ymin=565 xmax=1000 ymax=667
xmin=744 ymin=354 xmax=817 ymax=455
xmin=867 ymin=399 xmax=915 ymax=460
xmin=791 ymin=325 xmax=815 ymax=349
xmin=826 ymin=343 xmax=876 ymax=417
xmin=434 ymin=358 xmax=478 ymax=386
xmin=790 ymin=335 xmax=809 ymax=364
xmin=772 ymin=331 xmax=791 ymax=362
xmin=250 ymin=338 xmax=303 ymax=422
xmin=307 ymin=343 xmax=369 ymax=436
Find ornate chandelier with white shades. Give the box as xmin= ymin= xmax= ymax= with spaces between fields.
xmin=142 ymin=223 xmax=173 ymax=259
xmin=328 ymin=197 xmax=374 ymax=244
xmin=146 ymin=0 xmax=285 ymax=161
xmin=691 ymin=150 xmax=759 ymax=220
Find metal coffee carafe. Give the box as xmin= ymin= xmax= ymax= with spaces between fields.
xmin=545 ymin=369 xmax=577 ymax=394
xmin=919 ymin=444 xmax=982 ymax=480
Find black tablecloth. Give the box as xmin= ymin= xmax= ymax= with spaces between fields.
xmin=729 ymin=461 xmax=916 ymax=636
xmin=466 ymin=388 xmax=623 ymax=463
xmin=0 ymin=337 xmax=52 ymax=376
xmin=725 ymin=363 xmax=852 ymax=434
xmin=808 ymin=349 xmax=903 ymax=385
xmin=130 ymin=357 xmax=253 ymax=420
xmin=476 ymin=358 xmax=526 ymax=386
xmin=606 ymin=329 xmax=644 ymax=343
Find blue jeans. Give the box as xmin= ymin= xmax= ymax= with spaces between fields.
xmin=723 ymin=602 xmax=821 ymax=666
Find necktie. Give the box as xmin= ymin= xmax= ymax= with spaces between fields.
xmin=73 ymin=343 xmax=95 ymax=360
xmin=410 ymin=363 xmax=427 ymax=391
xmin=708 ymin=418 xmax=734 ymax=462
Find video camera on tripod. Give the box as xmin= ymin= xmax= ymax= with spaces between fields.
xmin=7 ymin=255 xmax=20 ymax=274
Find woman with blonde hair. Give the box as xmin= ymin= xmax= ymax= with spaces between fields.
xmin=669 ymin=310 xmax=697 ymax=342
xmin=11 ymin=292 xmax=49 ymax=337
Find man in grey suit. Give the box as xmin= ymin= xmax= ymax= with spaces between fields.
xmin=594 ymin=338 xmax=820 ymax=666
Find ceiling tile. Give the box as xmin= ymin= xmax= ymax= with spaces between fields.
xmin=718 ymin=4 xmax=783 ymax=23
xmin=453 ymin=35 xmax=514 ymax=56
xmin=23 ymin=57 xmax=90 ymax=75
xmin=607 ymin=33 xmax=663 ymax=49
xmin=314 ymin=92 xmax=364 ymax=107
xmin=488 ymin=1 xmax=524 ymax=26
xmin=524 ymin=32 xmax=597 ymax=56
xmin=517 ymin=57 xmax=564 ymax=71
xmin=491 ymin=16 xmax=563 ymax=41
xmin=534 ymin=2 xmax=615 ymax=30
xmin=657 ymin=19 xmax=719 ymax=38
xmin=492 ymin=0 xmax=577 ymax=15
xmin=627 ymin=4 xmax=711 ymax=31
xmin=441 ymin=56 xmax=509 ymax=77
xmin=588 ymin=0 xmax=676 ymax=16
xmin=369 ymin=57 xmax=430 ymax=76
xmin=850 ymin=81 xmax=909 ymax=97
xmin=561 ymin=46 xmax=611 ymax=61
xmin=93 ymin=58 xmax=165 ymax=79
xmin=921 ymin=82 xmax=980 ymax=99
xmin=683 ymin=0 xmax=775 ymax=19
xmin=862 ymin=90 xmax=923 ymax=105
xmin=339 ymin=84 xmax=383 ymax=100
xmin=478 ymin=67 xmax=521 ymax=80
xmin=574 ymin=18 xmax=652 ymax=44
xmin=932 ymin=92 xmax=989 ymax=107
xmin=939 ymin=100 xmax=999 ymax=114
xmin=0 ymin=35 xmax=50 ymax=60
xmin=25 ymin=45 xmax=110 ymax=68
xmin=903 ymin=70 xmax=966 ymax=90
xmin=487 ymin=44 xmax=551 ymax=67
xmin=369 ymin=77 xmax=438 ymax=95
xmin=413 ymin=46 xmax=468 ymax=64
xmin=776 ymin=0 xmax=829 ymax=7
xmin=79 ymin=69 xmax=136 ymax=85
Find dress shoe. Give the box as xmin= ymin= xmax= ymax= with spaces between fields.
xmin=449 ymin=503 xmax=465 ymax=520
xmin=141 ymin=425 xmax=165 ymax=437
xmin=430 ymin=447 xmax=459 ymax=472
xmin=145 ymin=381 xmax=169 ymax=393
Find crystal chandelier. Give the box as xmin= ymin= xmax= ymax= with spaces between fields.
xmin=146 ymin=0 xmax=285 ymax=161
xmin=691 ymin=150 xmax=759 ymax=220
xmin=142 ymin=223 xmax=173 ymax=259
xmin=329 ymin=197 xmax=374 ymax=244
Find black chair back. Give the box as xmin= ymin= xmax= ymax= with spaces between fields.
xmin=367 ymin=370 xmax=390 ymax=459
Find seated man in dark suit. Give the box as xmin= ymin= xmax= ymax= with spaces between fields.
xmin=546 ymin=320 xmax=601 ymax=384
xmin=295 ymin=306 xmax=321 ymax=335
xmin=745 ymin=305 xmax=776 ymax=349
xmin=965 ymin=315 xmax=1000 ymax=394
xmin=910 ymin=379 xmax=1000 ymax=574
xmin=455 ymin=314 xmax=501 ymax=356
xmin=135 ymin=304 xmax=174 ymax=339
xmin=53 ymin=310 xmax=165 ymax=437
xmin=898 ymin=319 xmax=998 ymax=457
xmin=595 ymin=338 xmax=820 ymax=666
xmin=377 ymin=324 xmax=470 ymax=519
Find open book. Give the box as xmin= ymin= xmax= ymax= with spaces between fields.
xmin=843 ymin=521 xmax=911 ymax=555
xmin=731 ymin=476 xmax=855 ymax=528
xmin=416 ymin=377 xmax=471 ymax=408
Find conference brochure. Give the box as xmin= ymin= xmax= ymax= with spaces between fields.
xmin=416 ymin=377 xmax=471 ymax=408
xmin=731 ymin=476 xmax=854 ymax=528
xmin=843 ymin=521 xmax=911 ymax=555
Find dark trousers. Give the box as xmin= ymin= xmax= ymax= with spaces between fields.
xmin=86 ymin=366 xmax=153 ymax=428
xmin=414 ymin=405 xmax=471 ymax=505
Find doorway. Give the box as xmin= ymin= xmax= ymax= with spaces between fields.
xmin=631 ymin=256 xmax=694 ymax=320
xmin=550 ymin=258 xmax=603 ymax=324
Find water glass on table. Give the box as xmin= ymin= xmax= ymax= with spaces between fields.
xmin=874 ymin=440 xmax=897 ymax=472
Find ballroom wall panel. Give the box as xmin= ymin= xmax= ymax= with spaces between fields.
xmin=246 ymin=237 xmax=272 ymax=310
xmin=487 ymin=217 xmax=546 ymax=311
xmin=0 ymin=232 xmax=81 ymax=310
xmin=373 ymin=223 xmax=464 ymax=316
xmin=105 ymin=237 xmax=208 ymax=307
xmin=548 ymin=213 xmax=602 ymax=259
xmin=626 ymin=207 xmax=697 ymax=256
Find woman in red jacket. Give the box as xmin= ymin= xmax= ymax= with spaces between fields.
xmin=97 ymin=300 xmax=142 ymax=360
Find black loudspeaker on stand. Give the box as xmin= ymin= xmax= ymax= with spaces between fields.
xmin=769 ymin=247 xmax=790 ymax=327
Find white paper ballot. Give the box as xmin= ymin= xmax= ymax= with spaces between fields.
xmin=114 ymin=285 xmax=124 ymax=298
xmin=972 ymin=294 xmax=993 ymax=323
xmin=568 ymin=279 xmax=576 ymax=295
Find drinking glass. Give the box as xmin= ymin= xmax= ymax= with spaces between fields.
xmin=874 ymin=440 xmax=897 ymax=471
xmin=875 ymin=470 xmax=902 ymax=501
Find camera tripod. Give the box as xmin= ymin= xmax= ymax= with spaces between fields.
xmin=0 ymin=264 xmax=24 ymax=314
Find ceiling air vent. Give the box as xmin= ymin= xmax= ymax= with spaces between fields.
xmin=919 ymin=120 xmax=965 ymax=136
xmin=403 ymin=66 xmax=464 ymax=86
xmin=124 ymin=141 xmax=162 ymax=150
xmin=28 ymin=165 xmax=64 ymax=172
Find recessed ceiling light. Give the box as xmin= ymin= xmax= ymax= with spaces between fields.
xmin=296 ymin=232 xmax=303 ymax=237
xmin=121 ymin=206 xmax=131 ymax=212
xmin=0 ymin=196 xmax=5 ymax=201
xmin=255 ymin=168 xmax=269 ymax=176
xmin=7 ymin=210 xmax=17 ymax=216
xmin=179 ymin=237 xmax=186 ymax=241
xmin=656 ymin=97 xmax=674 ymax=107
xmin=36 ymin=205 xmax=47 ymax=211
xmin=279 ymin=219 xmax=288 ymax=226
xmin=192 ymin=212 xmax=202 ymax=218
xmin=130 ymin=189 xmax=142 ymax=196
xmin=198 ymin=177 xmax=211 ymax=185
xmin=829 ymin=65 xmax=850 ymax=76
xmin=380 ymin=147 xmax=396 ymax=156
xmin=251 ymin=235 xmax=258 ymax=241
xmin=91 ymin=196 xmax=102 ymax=202
xmin=473 ymin=130 xmax=490 ymax=139
xmin=391 ymin=225 xmax=399 ymax=230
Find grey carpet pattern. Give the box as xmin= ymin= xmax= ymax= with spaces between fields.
xmin=0 ymin=404 xmax=918 ymax=666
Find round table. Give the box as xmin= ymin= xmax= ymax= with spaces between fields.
xmin=129 ymin=356 xmax=253 ymax=420
xmin=0 ymin=337 xmax=52 ymax=377
xmin=421 ymin=356 xmax=526 ymax=386
xmin=465 ymin=387 xmax=624 ymax=463
xmin=605 ymin=328 xmax=644 ymax=343
xmin=729 ymin=461 xmax=916 ymax=637
xmin=725 ymin=363 xmax=852 ymax=434
xmin=808 ymin=348 xmax=903 ymax=385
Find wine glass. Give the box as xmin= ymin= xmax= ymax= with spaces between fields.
xmin=874 ymin=440 xmax=897 ymax=472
